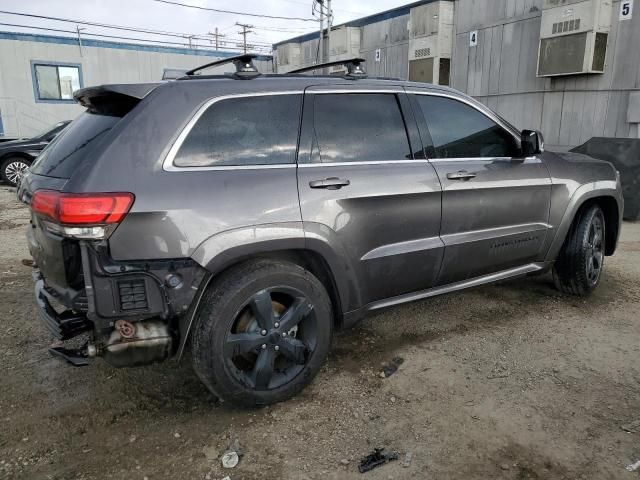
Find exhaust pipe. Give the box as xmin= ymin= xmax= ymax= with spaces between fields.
xmin=88 ymin=319 xmax=173 ymax=368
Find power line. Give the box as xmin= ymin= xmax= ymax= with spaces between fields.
xmin=0 ymin=22 xmax=272 ymax=53
xmin=150 ymin=0 xmax=318 ymax=22
xmin=0 ymin=9 xmax=275 ymax=48
xmin=0 ymin=9 xmax=207 ymax=39
xmin=278 ymin=0 xmax=367 ymax=17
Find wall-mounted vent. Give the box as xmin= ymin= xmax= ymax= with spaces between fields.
xmin=552 ymin=18 xmax=582 ymax=33
xmin=414 ymin=47 xmax=432 ymax=58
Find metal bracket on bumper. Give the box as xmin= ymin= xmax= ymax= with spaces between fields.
xmin=34 ymin=276 xmax=92 ymax=340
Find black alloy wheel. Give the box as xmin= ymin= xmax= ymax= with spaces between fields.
xmin=585 ymin=212 xmax=605 ymax=286
xmin=191 ymin=259 xmax=333 ymax=406
xmin=224 ymin=287 xmax=317 ymax=391
xmin=553 ymin=204 xmax=606 ymax=296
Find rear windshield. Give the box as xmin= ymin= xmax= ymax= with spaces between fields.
xmin=30 ymin=112 xmax=119 ymax=178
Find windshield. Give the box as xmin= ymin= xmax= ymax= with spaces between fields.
xmin=31 ymin=122 xmax=68 ymax=140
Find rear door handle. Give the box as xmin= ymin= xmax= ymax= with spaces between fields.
xmin=446 ymin=170 xmax=477 ymax=181
xmin=309 ymin=177 xmax=350 ymax=190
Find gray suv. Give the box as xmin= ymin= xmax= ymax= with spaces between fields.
xmin=18 ymin=56 xmax=623 ymax=406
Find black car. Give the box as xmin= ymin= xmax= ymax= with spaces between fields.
xmin=0 ymin=120 xmax=71 ymax=186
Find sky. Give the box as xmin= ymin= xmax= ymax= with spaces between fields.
xmin=0 ymin=0 xmax=412 ymax=54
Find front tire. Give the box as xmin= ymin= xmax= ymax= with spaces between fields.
xmin=1 ymin=156 xmax=31 ymax=187
xmin=191 ymin=259 xmax=333 ymax=407
xmin=553 ymin=204 xmax=606 ymax=296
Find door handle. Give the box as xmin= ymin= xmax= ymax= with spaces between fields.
xmin=447 ymin=170 xmax=477 ymax=181
xmin=309 ymin=177 xmax=351 ymax=190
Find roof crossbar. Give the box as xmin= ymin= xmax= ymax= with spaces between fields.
xmin=184 ymin=54 xmax=261 ymax=79
xmin=289 ymin=57 xmax=367 ymax=78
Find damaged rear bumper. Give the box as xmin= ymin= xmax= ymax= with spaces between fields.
xmin=34 ymin=274 xmax=92 ymax=340
xmin=32 ymin=242 xmax=208 ymax=367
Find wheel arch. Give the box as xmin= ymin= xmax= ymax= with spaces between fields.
xmin=546 ymin=184 xmax=623 ymax=261
xmin=0 ymin=151 xmax=35 ymax=163
xmin=178 ymin=226 xmax=362 ymax=359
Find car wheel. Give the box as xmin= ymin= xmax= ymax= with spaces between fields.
xmin=553 ymin=204 xmax=606 ymax=296
xmin=191 ymin=259 xmax=333 ymax=407
xmin=1 ymin=156 xmax=31 ymax=187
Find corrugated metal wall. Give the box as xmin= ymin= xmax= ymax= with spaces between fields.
xmin=275 ymin=0 xmax=639 ymax=149
xmin=452 ymin=0 xmax=640 ymax=148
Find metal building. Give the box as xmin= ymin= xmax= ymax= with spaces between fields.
xmin=0 ymin=31 xmax=272 ymax=137
xmin=273 ymin=0 xmax=640 ymax=150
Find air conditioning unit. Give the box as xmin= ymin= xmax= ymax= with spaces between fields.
xmin=537 ymin=0 xmax=613 ymax=77
xmin=407 ymin=1 xmax=454 ymax=85
xmin=328 ymin=27 xmax=361 ymax=61
xmin=276 ymin=43 xmax=302 ymax=73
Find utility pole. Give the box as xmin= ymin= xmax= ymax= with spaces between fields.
xmin=185 ymin=34 xmax=197 ymax=49
xmin=317 ymin=0 xmax=324 ymax=68
xmin=326 ymin=0 xmax=332 ymax=69
xmin=76 ymin=25 xmax=86 ymax=56
xmin=209 ymin=27 xmax=225 ymax=50
xmin=236 ymin=22 xmax=253 ymax=54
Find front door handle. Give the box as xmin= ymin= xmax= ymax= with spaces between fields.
xmin=447 ymin=170 xmax=477 ymax=181
xmin=309 ymin=177 xmax=351 ymax=190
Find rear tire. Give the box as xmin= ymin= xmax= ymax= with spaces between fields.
xmin=191 ymin=259 xmax=333 ymax=407
xmin=553 ymin=204 xmax=606 ymax=296
xmin=1 ymin=156 xmax=31 ymax=187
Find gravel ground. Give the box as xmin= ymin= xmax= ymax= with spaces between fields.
xmin=1 ymin=184 xmax=639 ymax=480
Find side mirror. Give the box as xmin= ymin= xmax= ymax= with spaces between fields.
xmin=521 ymin=129 xmax=544 ymax=156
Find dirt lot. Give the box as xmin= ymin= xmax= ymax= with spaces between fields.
xmin=1 ymin=185 xmax=639 ymax=480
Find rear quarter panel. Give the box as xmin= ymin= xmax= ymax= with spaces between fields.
xmin=63 ymin=79 xmax=308 ymax=261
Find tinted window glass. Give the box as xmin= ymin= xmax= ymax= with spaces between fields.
xmin=31 ymin=113 xmax=119 ymax=178
xmin=173 ymin=94 xmax=301 ymax=167
xmin=312 ymin=93 xmax=411 ymax=163
xmin=415 ymin=95 xmax=519 ymax=158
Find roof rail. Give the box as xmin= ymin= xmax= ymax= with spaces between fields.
xmin=289 ymin=58 xmax=367 ymax=78
xmin=184 ymin=54 xmax=261 ymax=79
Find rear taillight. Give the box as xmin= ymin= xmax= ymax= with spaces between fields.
xmin=31 ymin=190 xmax=134 ymax=239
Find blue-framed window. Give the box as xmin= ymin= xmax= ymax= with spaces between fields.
xmin=31 ymin=61 xmax=83 ymax=103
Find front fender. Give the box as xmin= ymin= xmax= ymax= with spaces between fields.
xmin=544 ymin=180 xmax=622 ymax=261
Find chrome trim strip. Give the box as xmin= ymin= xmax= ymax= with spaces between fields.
xmin=441 ymin=222 xmax=552 ymax=247
xmin=361 ymin=236 xmax=443 ymax=261
xmin=306 ymin=88 xmax=404 ymax=94
xmin=166 ymin=163 xmax=295 ymax=172
xmin=367 ymin=262 xmax=546 ymax=311
xmin=429 ymin=156 xmax=541 ymax=163
xmin=405 ymin=89 xmax=521 ymax=142
xmin=298 ymin=159 xmax=431 ymax=167
xmin=162 ymin=90 xmax=304 ymax=172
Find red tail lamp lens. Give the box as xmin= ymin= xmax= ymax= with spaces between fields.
xmin=31 ymin=190 xmax=134 ymax=225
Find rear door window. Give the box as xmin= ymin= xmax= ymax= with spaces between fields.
xmin=172 ymin=94 xmax=302 ymax=167
xmin=414 ymin=95 xmax=519 ymax=158
xmin=30 ymin=112 xmax=120 ymax=178
xmin=311 ymin=93 xmax=412 ymax=163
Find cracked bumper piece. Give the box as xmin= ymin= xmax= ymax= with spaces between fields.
xmin=34 ymin=274 xmax=92 ymax=340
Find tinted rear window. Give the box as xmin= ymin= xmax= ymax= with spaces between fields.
xmin=173 ymin=94 xmax=302 ymax=167
xmin=30 ymin=112 xmax=119 ymax=178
